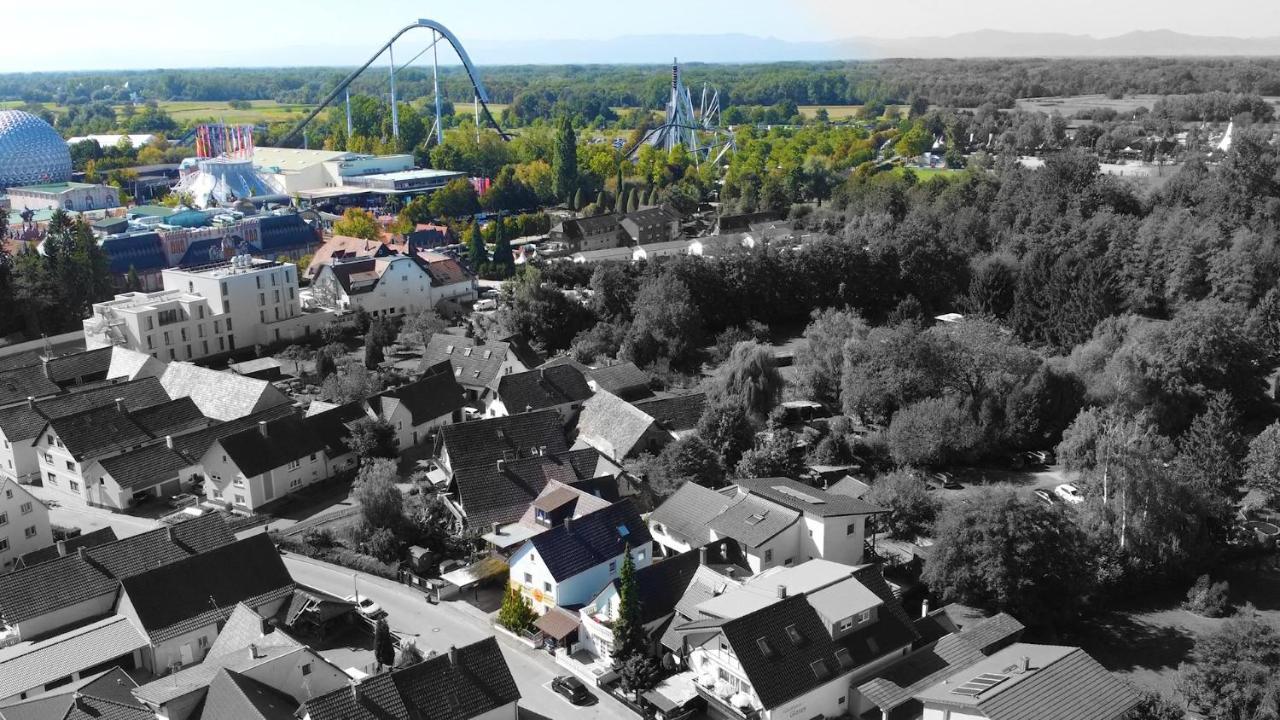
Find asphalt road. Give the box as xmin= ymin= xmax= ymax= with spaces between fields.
xmin=284 ymin=555 xmax=639 ymax=720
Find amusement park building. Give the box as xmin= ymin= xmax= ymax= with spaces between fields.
xmin=84 ymin=257 xmax=332 ymax=362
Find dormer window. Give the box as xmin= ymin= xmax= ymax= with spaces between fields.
xmin=463 ymin=347 xmax=473 ymax=356
xmin=755 ymin=637 xmax=776 ymax=658
xmin=810 ymin=659 xmax=831 ymax=681
xmin=445 ymin=345 xmax=454 ymax=354
xmin=784 ymin=624 xmax=806 ymax=647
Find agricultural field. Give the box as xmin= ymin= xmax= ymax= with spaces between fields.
xmin=1015 ymin=93 xmax=1280 ymax=116
xmin=1 ymin=99 xmax=313 ymax=125
xmin=797 ymin=104 xmax=865 ymax=119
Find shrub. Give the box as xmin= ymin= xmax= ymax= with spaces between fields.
xmin=1183 ymin=574 xmax=1232 ymax=618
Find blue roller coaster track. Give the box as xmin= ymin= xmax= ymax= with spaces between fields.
xmin=279 ymin=18 xmax=508 ymax=147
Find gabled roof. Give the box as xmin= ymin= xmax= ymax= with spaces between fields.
xmin=611 ymin=549 xmax=702 ymax=625
xmin=131 ymin=396 xmax=208 ymax=436
xmin=587 ymin=363 xmax=652 ymax=400
xmin=451 ymin=449 xmax=601 ymax=529
xmin=707 ymin=492 xmax=799 ymax=549
xmin=217 ymin=415 xmax=325 ymax=478
xmin=43 ymin=348 xmax=113 ymax=386
xmin=633 ymin=392 xmax=706 ymax=433
xmin=303 ymin=401 xmax=371 ymax=457
xmin=735 ymin=476 xmax=887 ymax=518
xmin=300 ymin=636 xmax=520 ymax=720
xmin=441 ymin=410 xmax=568 ymax=474
xmin=0 ymin=554 xmax=117 ymax=624
xmin=419 ymin=335 xmax=512 ymax=388
xmin=0 ymin=615 xmax=149 ymax=701
xmin=43 ymin=404 xmax=147 ymax=459
xmin=160 ymin=362 xmax=291 ymax=422
xmin=119 ymin=534 xmax=294 ymax=643
xmin=0 ymin=364 xmax=61 ymax=407
xmin=84 ymin=513 xmax=236 ymax=579
xmin=200 ymin=669 xmax=299 ymax=720
xmin=649 ymin=482 xmax=737 ymax=548
xmin=16 ymin=527 xmax=118 ymax=568
xmin=719 ymin=594 xmax=847 ymax=709
xmin=133 ymin=645 xmax=308 ymax=706
xmin=527 ymin=499 xmax=651 ymax=582
xmin=496 ymin=365 xmax=592 ymax=413
xmin=0 ymin=376 xmax=170 ymax=443
xmin=914 ymin=644 xmax=1139 ymax=720
xmin=374 ymin=361 xmax=466 ymax=424
xmin=559 ymin=213 xmax=620 ymax=239
xmin=97 ymin=443 xmax=190 ymax=490
xmin=170 ymin=404 xmax=297 ymax=461
xmin=575 ymin=390 xmax=660 ymax=461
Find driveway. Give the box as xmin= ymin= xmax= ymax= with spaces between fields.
xmin=25 ymin=484 xmax=161 ymax=539
xmin=283 ymin=554 xmax=641 ymax=720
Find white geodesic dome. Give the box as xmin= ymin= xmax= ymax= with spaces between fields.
xmin=0 ymin=110 xmax=72 ymax=189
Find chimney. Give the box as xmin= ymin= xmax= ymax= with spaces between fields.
xmin=258 ymin=421 xmax=268 ymax=438
xmin=776 ymin=584 xmax=787 ymax=599
xmin=491 ymin=522 xmax=501 ymax=536
xmin=448 ymin=645 xmax=458 ymax=666
xmin=698 ymin=546 xmax=709 ymax=566
xmin=166 ymin=526 xmax=174 ymax=542
xmin=350 ymin=685 xmax=360 ymax=703
xmin=26 ymin=396 xmax=34 ymax=410
xmin=78 ymin=546 xmax=87 ymax=560
xmin=564 ymin=517 xmax=572 ymax=534
xmin=293 ymin=402 xmax=305 ymax=419
xmin=249 ymin=643 xmax=261 ymax=660
xmin=921 ymin=598 xmax=930 ymax=619
xmin=1019 ymin=655 xmax=1030 ymax=673
xmin=165 ymin=435 xmax=174 ymax=450
xmin=41 ymin=358 xmax=50 ymax=380
xmin=115 ymin=398 xmax=126 ymax=414
xmin=725 ymin=567 xmax=735 ymax=578
xmin=55 ymin=539 xmax=67 ymax=556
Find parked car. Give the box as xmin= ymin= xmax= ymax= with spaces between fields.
xmin=474 ymin=298 xmax=498 ymax=312
xmin=169 ymin=493 xmax=198 ymax=509
xmin=930 ymin=472 xmax=963 ymax=490
xmin=346 ymin=594 xmax=386 ymax=619
xmin=551 ymin=675 xmax=591 ymax=705
xmin=1053 ymin=483 xmax=1084 ymax=505
xmin=1033 ymin=489 xmax=1055 ymax=506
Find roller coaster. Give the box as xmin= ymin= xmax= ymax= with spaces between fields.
xmin=278 ymin=18 xmax=509 ymax=148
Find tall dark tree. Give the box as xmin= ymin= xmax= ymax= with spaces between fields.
xmin=466 ymin=223 xmax=488 ymax=269
xmin=611 ymin=548 xmax=646 ymax=664
xmin=374 ymin=618 xmax=395 ymax=670
xmin=552 ymin=115 xmax=578 ymax=204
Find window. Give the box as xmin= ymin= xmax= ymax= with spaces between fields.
xmin=523 ymin=573 xmax=532 ymax=584
xmin=163 ymin=331 xmax=171 ymax=345
xmin=226 ymin=319 xmax=232 ymax=331
xmin=169 ymin=349 xmax=176 ymax=361
xmin=223 ymin=300 xmax=230 ymax=313
xmin=185 ymin=345 xmax=191 ymax=358
xmin=202 ymin=340 xmax=209 ymax=355
xmin=146 ymin=336 xmax=153 ymax=349
xmin=274 ymin=289 xmax=280 ymax=303
xmin=784 ymin=624 xmax=806 ymax=647
xmin=22 ymin=525 xmax=36 ymax=539
xmin=837 ymin=617 xmax=854 ymax=632
xmin=810 ymin=659 xmax=831 ymax=681
xmin=287 ymin=459 xmax=301 ymax=470
xmin=42 ymin=453 xmax=52 ymax=464
xmin=233 ymin=477 xmax=245 ymax=488
xmin=256 ymin=276 xmax=262 ymax=289
xmin=636 ymin=549 xmax=646 ymax=562
xmin=198 ymin=324 xmax=205 ymax=338
xmin=64 ymin=461 xmax=73 ymax=471
xmin=764 ymin=549 xmax=773 ymax=562
xmin=543 ymin=582 xmax=552 ymax=592
xmin=755 ymin=637 xmax=776 ymax=658
xmin=234 ymin=494 xmax=245 ymax=505
xmin=214 ymin=320 xmax=221 ymax=333
xmin=180 ymin=327 xmax=187 ymax=341
xmin=260 ymin=310 xmax=266 ymax=324
xmin=46 ymin=435 xmax=53 ymax=446
xmin=856 ymin=609 xmax=871 ymax=623
xmin=218 ymin=337 xmax=225 ymax=352
xmin=259 ymin=293 xmax=265 ymax=307
xmin=69 ymin=481 xmax=79 ymax=492
xmin=274 ymin=307 xmax=280 ymax=321
xmin=0 ymin=539 xmax=7 ymax=552
xmin=145 ymin=317 xmax=154 ymax=331
xmin=0 ymin=512 xmax=7 ymax=525
xmin=609 ymin=560 xmax=617 ymax=574
xmin=288 ymin=287 xmax=295 ymax=300
xmin=846 ymin=522 xmax=856 ymax=536
xmin=197 ymin=636 xmax=209 ymax=649
xmin=45 ymin=474 xmax=56 ymax=486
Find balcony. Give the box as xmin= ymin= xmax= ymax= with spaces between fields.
xmin=695 ymin=684 xmax=760 ymax=720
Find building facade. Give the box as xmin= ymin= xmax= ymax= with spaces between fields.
xmin=5 ymin=182 xmax=120 ymax=212
xmin=0 ymin=478 xmax=51 ymax=571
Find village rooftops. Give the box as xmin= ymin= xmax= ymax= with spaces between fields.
xmin=0 ymin=376 xmax=171 ymax=443
xmin=0 ymin=615 xmax=149 ymax=701
xmin=527 ymin=499 xmax=651 ymax=582
xmin=734 ymin=476 xmax=887 ymax=518
xmin=369 ymin=360 xmax=466 ymax=425
xmin=587 ymin=362 xmax=652 ymax=400
xmin=420 ymin=334 xmax=512 ymax=388
xmin=649 ymin=482 xmax=738 ymax=548
xmin=440 ymin=409 xmax=568 ymax=473
xmin=497 ymin=364 xmax=592 ymax=413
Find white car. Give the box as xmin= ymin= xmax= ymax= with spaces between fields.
xmin=1053 ymin=483 xmax=1084 ymax=505
xmin=346 ymin=594 xmax=385 ymax=619
xmin=474 ymin=298 xmax=497 ymax=312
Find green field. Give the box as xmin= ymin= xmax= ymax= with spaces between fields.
xmin=1 ymin=98 xmax=313 ymax=125
xmin=797 ymin=105 xmax=865 ymax=119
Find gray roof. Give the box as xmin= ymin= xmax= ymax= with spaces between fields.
xmin=0 ymin=376 xmax=170 ymax=443
xmin=0 ymin=615 xmax=148 ymax=700
xmin=160 ymin=363 xmax=291 ymax=421
xmin=575 ymin=391 xmax=660 ymax=460
xmin=633 ymin=392 xmax=705 ymax=433
xmin=420 ymin=335 xmax=512 ymax=389
xmin=735 ymin=476 xmax=886 ymax=517
xmin=649 ymin=482 xmax=737 ymax=548
xmin=587 ymin=363 xmax=652 ymax=399
xmin=496 ymin=365 xmax=592 ymax=413
xmin=707 ymin=492 xmax=799 ymax=548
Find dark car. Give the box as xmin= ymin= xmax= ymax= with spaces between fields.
xmin=551 ymin=676 xmax=591 ymax=705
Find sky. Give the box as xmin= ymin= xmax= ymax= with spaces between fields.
xmin=5 ymin=0 xmax=1280 ymax=71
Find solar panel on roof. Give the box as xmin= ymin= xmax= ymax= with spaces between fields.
xmin=951 ymin=672 xmax=1009 ymax=696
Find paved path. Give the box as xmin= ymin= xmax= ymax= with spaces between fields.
xmin=25 ymin=484 xmax=161 ymax=539
xmin=283 ymin=554 xmax=638 ymax=720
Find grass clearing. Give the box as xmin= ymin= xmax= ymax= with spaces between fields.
xmin=798 ymin=105 xmax=864 ymax=119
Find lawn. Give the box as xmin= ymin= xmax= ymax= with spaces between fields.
xmin=797 ymin=105 xmax=864 ymax=119
xmin=1 ymin=99 xmax=313 ymax=125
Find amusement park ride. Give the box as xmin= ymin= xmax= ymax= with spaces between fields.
xmin=279 ymin=19 xmax=735 ymax=165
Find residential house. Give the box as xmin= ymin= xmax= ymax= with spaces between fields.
xmin=437 ymin=409 xmax=568 ymax=479
xmin=0 ymin=514 xmax=236 ymax=650
xmin=36 ymin=398 xmax=212 ymax=508
xmin=0 ymin=376 xmax=172 ymax=483
xmin=420 ymin=335 xmax=526 ymax=412
xmin=587 ymin=362 xmax=653 ymax=400
xmin=0 ymin=365 xmax=61 ymax=410
xmin=631 ymin=239 xmax=689 ymax=261
xmin=160 ymin=362 xmax=292 ymax=422
xmin=199 ymin=415 xmax=327 ymax=512
xmin=0 ymin=616 xmax=149 ymax=703
xmin=491 ymin=365 xmax=593 ymax=422
xmin=574 ymin=390 xmax=671 ymax=463
xmin=0 ymin=479 xmax=50 ymax=571
xmin=619 ymin=206 xmax=681 ymax=246
xmin=507 ymin=499 xmax=652 ymax=614
xmin=713 ymin=211 xmax=781 ymax=235
xmin=447 ymin=448 xmax=613 ymax=535
xmin=368 ymin=360 xmax=467 ymax=449
xmin=115 ymin=534 xmax=295 ymax=673
xmin=634 ymin=392 xmax=706 ymax=440
xmin=479 ymin=476 xmax=619 ymax=556
xmin=228 ymin=357 xmax=286 ymax=381
xmin=297 ymin=401 xmax=372 ymax=477
xmin=550 ymin=214 xmax=623 ymax=253
xmin=309 ymin=255 xmax=433 ymax=318
xmin=304 ymin=234 xmax=404 ymax=280
xmin=416 ymin=251 xmax=480 ymax=312
xmin=0 ymin=665 xmax=152 ymax=719
xmin=910 ymin=643 xmax=1140 ymax=720
xmin=671 ymin=560 xmax=918 ymax=720
xmin=15 ymin=527 xmax=118 ymax=569
xmin=650 ymin=477 xmax=886 ymax=572
xmin=299 ymin=637 xmax=520 ymax=720
xmin=578 ymin=548 xmax=702 ymax=661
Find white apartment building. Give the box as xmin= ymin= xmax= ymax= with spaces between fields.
xmin=84 ymin=256 xmax=332 ymax=361
xmin=0 ymin=478 xmax=51 ymax=571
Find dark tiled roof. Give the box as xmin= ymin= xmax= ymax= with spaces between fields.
xmin=420 ymin=335 xmax=511 ymax=388
xmin=0 ymin=364 xmax=61 ymax=407
xmin=719 ymin=594 xmax=847 ymax=709
xmin=16 ymin=527 xmax=119 ymax=568
xmin=170 ymin=405 xmax=296 ymax=460
xmin=560 ymin=214 xmax=620 ymax=240
xmin=301 ymin=636 xmax=519 ymax=720
xmin=858 ymin=634 xmax=986 ymax=712
xmin=200 ymin=669 xmax=299 ymax=720
xmin=735 ymin=476 xmax=887 ymax=517
xmin=63 ymin=695 xmax=153 ymax=720
xmin=614 ymin=550 xmax=701 ymax=625
xmin=854 ymin=564 xmax=919 ymax=635
xmin=304 ymin=401 xmax=371 ymax=456
xmin=716 ymin=210 xmax=781 ymax=233
xmin=376 ymin=361 xmax=466 ymax=424
xmin=44 ymin=406 xmax=151 ymax=460
xmin=649 ymin=483 xmax=736 ymax=547
xmin=327 ymin=257 xmax=380 ymax=295
xmin=0 ymin=351 xmax=43 ymax=373
xmin=131 ymin=397 xmax=209 ymax=437
xmin=169 ymin=512 xmax=238 ymax=554
xmin=118 ymin=534 xmax=293 ymax=643
xmin=0 ymin=377 xmax=170 ymax=442
xmin=218 ymin=415 xmax=325 ymax=478
xmin=450 ymin=450 xmax=593 ymax=528
xmin=527 ymin=499 xmax=651 ymax=582
xmin=100 ymin=232 xmax=166 ymax=274
xmin=956 ymin=612 xmax=1026 ymax=655
xmin=43 ymin=348 xmax=113 ymax=386
xmin=84 ymin=529 xmax=192 ymax=580
xmin=0 ymin=555 xmax=116 ymax=625
xmin=497 ymin=365 xmax=592 ymax=413
xmin=587 ymin=363 xmax=652 ymax=400
xmin=441 ymin=410 xmax=568 ymax=474
xmin=633 ymin=392 xmax=706 ymax=433
xmin=707 ymin=493 xmax=799 ymax=548
xmin=966 ymin=647 xmax=1139 ymax=720
xmin=255 ymin=213 xmax=320 ymax=255
xmin=98 ymin=444 xmax=189 ymax=490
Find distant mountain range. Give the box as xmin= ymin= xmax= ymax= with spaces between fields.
xmin=453 ymin=30 xmax=1280 ymax=65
